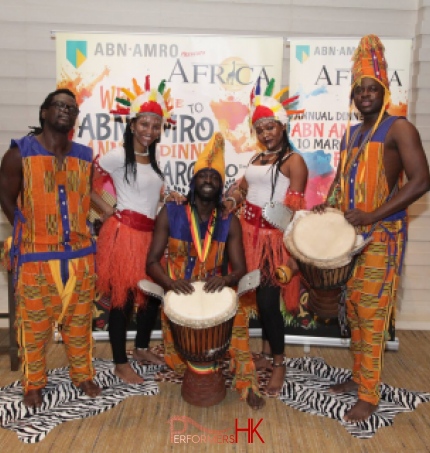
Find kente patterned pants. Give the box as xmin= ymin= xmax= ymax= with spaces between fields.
xmin=346 ymin=227 xmax=403 ymax=405
xmin=15 ymin=255 xmax=96 ymax=392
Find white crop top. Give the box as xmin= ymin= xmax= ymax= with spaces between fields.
xmin=99 ymin=147 xmax=164 ymax=219
xmin=245 ymin=162 xmax=290 ymax=208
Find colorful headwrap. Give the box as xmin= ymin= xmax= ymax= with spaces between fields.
xmin=347 ymin=34 xmax=391 ymax=145
xmin=351 ymin=34 xmax=390 ymax=94
xmin=110 ymin=75 xmax=174 ymax=125
xmin=250 ymin=78 xmax=304 ymax=127
xmin=193 ymin=132 xmax=226 ymax=184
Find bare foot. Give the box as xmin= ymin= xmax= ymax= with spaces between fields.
xmin=330 ymin=379 xmax=359 ymax=394
xmin=253 ymin=354 xmax=272 ymax=371
xmin=344 ymin=399 xmax=378 ymax=422
xmin=132 ymin=348 xmax=165 ymax=366
xmin=23 ymin=389 xmax=43 ymax=408
xmin=246 ymin=389 xmax=266 ymax=410
xmin=79 ymin=380 xmax=102 ymax=397
xmin=266 ymin=362 xmax=286 ymax=396
xmin=115 ymin=363 xmax=145 ymax=384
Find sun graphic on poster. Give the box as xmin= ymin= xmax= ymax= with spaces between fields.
xmin=219 ymin=56 xmax=252 ymax=92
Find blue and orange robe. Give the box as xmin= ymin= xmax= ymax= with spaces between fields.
xmin=162 ymin=203 xmax=260 ymax=399
xmin=3 ymin=136 xmax=96 ymax=393
xmin=336 ymin=115 xmax=407 ymax=405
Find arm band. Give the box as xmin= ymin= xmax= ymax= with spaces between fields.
xmin=284 ymin=189 xmax=306 ymax=211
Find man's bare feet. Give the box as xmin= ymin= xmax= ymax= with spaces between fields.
xmin=114 ymin=362 xmax=145 ymax=384
xmin=23 ymin=389 xmax=43 ymax=408
xmin=330 ymin=379 xmax=359 ymax=394
xmin=266 ymin=360 xmax=286 ymax=396
xmin=79 ymin=380 xmax=102 ymax=397
xmin=344 ymin=399 xmax=378 ymax=422
xmin=246 ymin=389 xmax=266 ymax=410
xmin=132 ymin=348 xmax=165 ymax=366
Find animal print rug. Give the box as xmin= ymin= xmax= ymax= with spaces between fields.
xmin=155 ymin=348 xmax=430 ymax=440
xmin=0 ymin=360 xmax=160 ymax=444
xmin=1 ymin=352 xmax=429 ymax=443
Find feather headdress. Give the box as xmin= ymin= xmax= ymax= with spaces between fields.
xmin=111 ymin=75 xmax=175 ymax=125
xmin=250 ymin=77 xmax=304 ymax=127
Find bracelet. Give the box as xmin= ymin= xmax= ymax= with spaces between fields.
xmin=225 ymin=196 xmax=237 ymax=209
xmin=163 ymin=192 xmax=171 ymax=204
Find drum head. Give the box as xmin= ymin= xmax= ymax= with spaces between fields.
xmin=292 ymin=209 xmax=356 ymax=262
xmin=164 ymin=282 xmax=237 ymax=328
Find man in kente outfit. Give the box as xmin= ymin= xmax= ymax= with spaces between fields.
xmin=0 ymin=89 xmax=100 ymax=407
xmin=146 ymin=132 xmax=265 ymax=409
xmin=322 ymin=35 xmax=430 ymax=421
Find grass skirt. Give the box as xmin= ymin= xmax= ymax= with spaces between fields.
xmin=96 ymin=216 xmax=153 ymax=308
xmin=240 ymin=219 xmax=300 ymax=313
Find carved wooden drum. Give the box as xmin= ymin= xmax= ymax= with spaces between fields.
xmin=284 ymin=209 xmax=370 ymax=319
xmin=138 ymin=271 xmax=260 ymax=407
xmin=164 ymin=282 xmax=237 ymax=362
xmin=163 ymin=282 xmax=237 ymax=407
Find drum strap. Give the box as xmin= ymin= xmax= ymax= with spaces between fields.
xmin=338 ymin=288 xmax=350 ymax=338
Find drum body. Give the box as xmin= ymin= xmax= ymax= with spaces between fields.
xmin=284 ymin=209 xmax=364 ymax=319
xmin=297 ymin=256 xmax=358 ymax=318
xmin=163 ymin=282 xmax=237 ymax=407
xmin=168 ymin=317 xmax=235 ymax=363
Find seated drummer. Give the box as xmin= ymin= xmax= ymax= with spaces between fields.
xmin=146 ymin=132 xmax=265 ymax=410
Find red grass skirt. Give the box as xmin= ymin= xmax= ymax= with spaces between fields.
xmin=96 ymin=216 xmax=153 ymax=308
xmin=240 ymin=218 xmax=300 ymax=313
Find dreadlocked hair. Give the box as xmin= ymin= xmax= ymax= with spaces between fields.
xmin=123 ymin=118 xmax=164 ymax=184
xmin=28 ymin=88 xmax=77 ymax=136
xmin=270 ymin=128 xmax=292 ymax=201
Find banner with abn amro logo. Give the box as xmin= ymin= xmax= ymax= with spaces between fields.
xmin=56 ymin=32 xmax=284 ymax=196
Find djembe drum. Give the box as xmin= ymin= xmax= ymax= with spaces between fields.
xmin=284 ymin=208 xmax=371 ymax=320
xmin=163 ymin=282 xmax=237 ymax=407
xmin=138 ymin=271 xmax=260 ymax=407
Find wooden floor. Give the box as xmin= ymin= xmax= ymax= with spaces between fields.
xmin=1 ymin=330 xmax=430 ymax=453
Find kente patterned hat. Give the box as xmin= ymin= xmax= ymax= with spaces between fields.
xmin=351 ymin=34 xmax=390 ymax=92
xmin=193 ymin=132 xmax=226 ymax=183
xmin=111 ymin=76 xmax=174 ymax=124
xmin=250 ymin=78 xmax=304 ymax=127
xmin=344 ymin=35 xmax=391 ymax=163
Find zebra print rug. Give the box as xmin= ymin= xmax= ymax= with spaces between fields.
xmin=0 ymin=359 xmax=160 ymax=444
xmin=278 ymin=357 xmax=430 ymax=439
xmin=156 ymin=353 xmax=430 ymax=439
xmin=1 ymin=356 xmax=429 ymax=443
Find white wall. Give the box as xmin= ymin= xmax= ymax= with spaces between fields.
xmin=0 ymin=0 xmax=429 ymax=328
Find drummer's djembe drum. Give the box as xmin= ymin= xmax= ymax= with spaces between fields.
xmin=163 ymin=282 xmax=237 ymax=406
xmin=138 ymin=271 xmax=260 ymax=407
xmin=284 ymin=208 xmax=371 ymax=321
